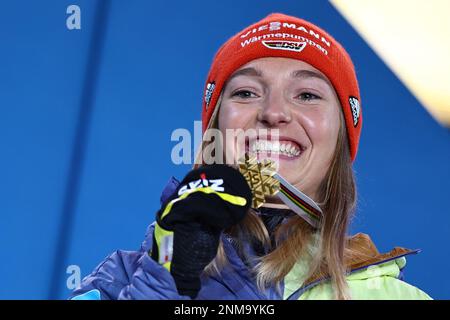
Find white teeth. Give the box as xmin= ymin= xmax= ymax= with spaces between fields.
xmin=286 ymin=144 xmax=292 ymax=153
xmin=273 ymin=142 xmax=280 ymax=152
xmin=250 ymin=141 xmax=301 ymax=157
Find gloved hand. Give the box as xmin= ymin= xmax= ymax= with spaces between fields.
xmin=149 ymin=164 xmax=252 ymax=298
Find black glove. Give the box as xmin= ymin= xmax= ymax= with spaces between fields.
xmin=150 ymin=164 xmax=252 ymax=298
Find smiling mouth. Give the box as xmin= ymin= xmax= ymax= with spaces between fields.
xmin=245 ymin=138 xmax=305 ymax=159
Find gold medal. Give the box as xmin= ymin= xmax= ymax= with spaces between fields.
xmin=237 ymin=154 xmax=322 ymax=228
xmin=237 ymin=154 xmax=280 ymax=208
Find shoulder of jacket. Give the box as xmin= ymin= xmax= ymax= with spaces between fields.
xmin=303 ymin=233 xmax=420 ymax=287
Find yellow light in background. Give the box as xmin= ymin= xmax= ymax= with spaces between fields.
xmin=330 ymin=0 xmax=450 ymax=127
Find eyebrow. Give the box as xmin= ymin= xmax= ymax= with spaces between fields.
xmin=228 ymin=67 xmax=331 ymax=86
xmin=228 ymin=67 xmax=262 ymax=81
xmin=291 ymin=69 xmax=331 ymax=85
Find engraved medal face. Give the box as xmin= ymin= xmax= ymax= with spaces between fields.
xmin=238 ymin=154 xmax=280 ymax=208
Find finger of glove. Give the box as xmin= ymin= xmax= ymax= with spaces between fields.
xmin=158 ymin=190 xmax=249 ymax=231
xmin=177 ymin=164 xmax=252 ymax=207
xmin=157 ymin=164 xmax=246 ymax=212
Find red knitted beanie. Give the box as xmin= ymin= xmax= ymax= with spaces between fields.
xmin=201 ymin=13 xmax=362 ymax=161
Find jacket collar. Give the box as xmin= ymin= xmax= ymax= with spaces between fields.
xmin=302 ymin=232 xmax=420 ymax=287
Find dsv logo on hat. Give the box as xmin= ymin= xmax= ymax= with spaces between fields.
xmin=178 ymin=174 xmax=225 ymax=196
xmin=262 ymin=40 xmax=306 ymax=53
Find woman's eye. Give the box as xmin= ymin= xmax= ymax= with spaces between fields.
xmin=232 ymin=90 xmax=257 ymax=99
xmin=297 ymin=92 xmax=321 ymax=101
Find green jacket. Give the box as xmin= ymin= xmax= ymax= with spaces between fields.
xmin=284 ymin=233 xmax=432 ymax=300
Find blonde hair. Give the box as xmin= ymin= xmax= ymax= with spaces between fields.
xmin=198 ymin=98 xmax=357 ymax=300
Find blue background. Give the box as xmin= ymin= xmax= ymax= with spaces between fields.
xmin=1 ymin=0 xmax=449 ymax=299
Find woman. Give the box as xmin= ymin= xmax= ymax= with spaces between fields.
xmin=71 ymin=13 xmax=431 ymax=300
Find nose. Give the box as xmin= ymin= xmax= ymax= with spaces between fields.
xmin=257 ymin=90 xmax=292 ymax=127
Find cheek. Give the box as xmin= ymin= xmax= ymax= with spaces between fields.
xmin=218 ymin=103 xmax=257 ymax=131
xmin=217 ymin=103 xmax=258 ymax=163
xmin=296 ymin=107 xmax=340 ymax=151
